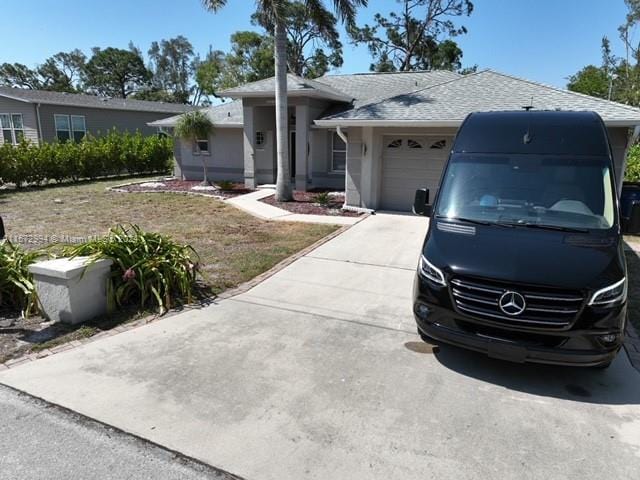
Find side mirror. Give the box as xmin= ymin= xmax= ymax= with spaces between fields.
xmin=413 ymin=189 xmax=432 ymax=217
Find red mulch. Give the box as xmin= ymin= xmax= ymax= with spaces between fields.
xmin=260 ymin=190 xmax=362 ymax=217
xmin=116 ymin=179 xmax=253 ymax=199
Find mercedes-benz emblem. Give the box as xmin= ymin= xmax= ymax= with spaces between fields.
xmin=498 ymin=291 xmax=526 ymax=316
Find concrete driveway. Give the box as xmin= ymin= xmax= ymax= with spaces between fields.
xmin=2 ymin=214 xmax=640 ymax=480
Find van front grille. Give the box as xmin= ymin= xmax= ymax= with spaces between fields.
xmin=450 ymin=276 xmax=584 ymax=329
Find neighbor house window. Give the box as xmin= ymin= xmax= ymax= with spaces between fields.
xmin=55 ymin=114 xmax=86 ymax=142
xmin=255 ymin=131 xmax=265 ymax=148
xmin=0 ymin=113 xmax=24 ymax=145
xmin=331 ymin=131 xmax=346 ymax=172
xmin=194 ymin=138 xmax=210 ymax=155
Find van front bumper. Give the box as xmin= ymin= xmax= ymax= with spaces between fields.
xmin=414 ymin=276 xmax=625 ymax=367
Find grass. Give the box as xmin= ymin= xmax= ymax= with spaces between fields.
xmin=626 ymin=250 xmax=640 ymax=332
xmin=0 ymin=176 xmax=338 ymax=295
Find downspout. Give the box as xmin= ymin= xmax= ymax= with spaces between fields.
xmin=35 ymin=103 xmax=43 ymax=145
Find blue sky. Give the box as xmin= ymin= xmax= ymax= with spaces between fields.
xmin=0 ymin=0 xmax=633 ymax=88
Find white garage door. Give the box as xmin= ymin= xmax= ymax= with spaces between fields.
xmin=380 ymin=136 xmax=452 ymax=211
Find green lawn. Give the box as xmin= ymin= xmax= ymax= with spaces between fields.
xmin=1 ymin=177 xmax=338 ymax=294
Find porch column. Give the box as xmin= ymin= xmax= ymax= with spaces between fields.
xmin=295 ymin=104 xmax=309 ymax=191
xmin=242 ymin=104 xmax=256 ymax=189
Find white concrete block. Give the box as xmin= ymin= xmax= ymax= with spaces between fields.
xmin=29 ymin=257 xmax=113 ymax=324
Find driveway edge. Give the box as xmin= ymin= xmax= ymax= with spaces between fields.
xmin=0 ymin=384 xmax=246 ymax=480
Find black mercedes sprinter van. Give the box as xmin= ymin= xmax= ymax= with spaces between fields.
xmin=413 ymin=111 xmax=627 ymax=368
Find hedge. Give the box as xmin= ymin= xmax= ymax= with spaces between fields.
xmin=626 ymin=143 xmax=640 ymax=183
xmin=0 ymin=130 xmax=173 ymax=188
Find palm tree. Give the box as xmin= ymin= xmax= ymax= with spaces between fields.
xmin=201 ymin=0 xmax=366 ymax=201
xmin=175 ymin=110 xmax=215 ymax=185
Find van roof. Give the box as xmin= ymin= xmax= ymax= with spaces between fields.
xmin=453 ymin=110 xmax=611 ymax=157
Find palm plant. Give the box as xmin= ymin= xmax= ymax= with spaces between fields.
xmin=201 ymin=0 xmax=366 ymax=201
xmin=175 ymin=110 xmax=215 ymax=185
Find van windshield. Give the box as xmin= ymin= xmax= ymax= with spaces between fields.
xmin=435 ymin=154 xmax=616 ymax=231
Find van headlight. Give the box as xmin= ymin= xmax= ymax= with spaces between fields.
xmin=419 ymin=255 xmax=447 ymax=286
xmin=588 ymin=277 xmax=627 ymax=306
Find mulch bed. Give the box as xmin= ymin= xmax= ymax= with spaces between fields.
xmin=260 ymin=190 xmax=363 ymax=217
xmin=115 ymin=178 xmax=253 ymax=199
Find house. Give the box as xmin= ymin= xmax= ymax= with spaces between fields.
xmin=151 ymin=70 xmax=640 ymax=212
xmin=0 ymin=86 xmax=195 ymax=145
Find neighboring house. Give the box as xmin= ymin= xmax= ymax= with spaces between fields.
xmin=151 ymin=70 xmax=640 ymax=212
xmin=0 ymin=86 xmax=194 ymax=145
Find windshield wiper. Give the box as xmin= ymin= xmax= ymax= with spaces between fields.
xmin=498 ymin=222 xmax=589 ymax=233
xmin=435 ymin=215 xmax=513 ymax=227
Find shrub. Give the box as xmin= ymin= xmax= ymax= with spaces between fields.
xmin=216 ymin=180 xmax=235 ymax=191
xmin=0 ymin=132 xmax=174 ymax=187
xmin=0 ymin=240 xmax=42 ymax=317
xmin=315 ymin=191 xmax=331 ymax=206
xmin=626 ymin=143 xmax=640 ymax=183
xmin=64 ymin=225 xmax=199 ymax=314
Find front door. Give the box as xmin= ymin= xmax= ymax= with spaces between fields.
xmin=289 ymin=130 xmax=296 ymax=180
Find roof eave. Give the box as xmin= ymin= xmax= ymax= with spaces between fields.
xmin=314 ymin=119 xmax=463 ymax=128
xmin=0 ymin=92 xmax=33 ymax=103
xmin=224 ymin=90 xmax=352 ymax=103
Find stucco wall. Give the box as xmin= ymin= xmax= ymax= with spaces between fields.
xmin=0 ymin=96 xmax=39 ymax=144
xmin=177 ymin=128 xmax=244 ymax=181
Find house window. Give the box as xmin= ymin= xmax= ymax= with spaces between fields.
xmin=194 ymin=138 xmax=210 ymax=155
xmin=387 ymin=139 xmax=402 ymax=148
xmin=255 ymin=131 xmax=265 ymax=148
xmin=331 ymin=131 xmax=346 ymax=172
xmin=71 ymin=115 xmax=86 ymax=142
xmin=430 ymin=139 xmax=447 ymax=149
xmin=55 ymin=114 xmax=86 ymax=142
xmin=0 ymin=113 xmax=24 ymax=145
xmin=407 ymin=139 xmax=423 ymax=149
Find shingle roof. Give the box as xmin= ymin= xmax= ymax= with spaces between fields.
xmin=222 ymin=73 xmax=353 ymax=102
xmin=316 ymin=70 xmax=640 ymax=126
xmin=0 ymin=86 xmax=196 ymax=114
xmin=148 ymin=100 xmax=243 ymax=128
xmin=314 ymin=70 xmax=460 ymax=109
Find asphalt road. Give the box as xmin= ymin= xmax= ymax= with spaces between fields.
xmin=0 ymin=385 xmax=238 ymax=480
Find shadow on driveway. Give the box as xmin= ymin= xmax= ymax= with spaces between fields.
xmin=432 ymin=343 xmax=640 ymax=406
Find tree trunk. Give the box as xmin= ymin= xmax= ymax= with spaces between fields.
xmin=274 ymin=20 xmax=293 ymax=202
xmin=201 ymin=158 xmax=211 ymax=186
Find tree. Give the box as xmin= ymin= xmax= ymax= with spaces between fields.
xmin=252 ymin=1 xmax=343 ymax=77
xmin=193 ymin=48 xmax=227 ymax=104
xmin=567 ymin=65 xmax=609 ymax=98
xmin=84 ymin=47 xmax=151 ymax=98
xmin=0 ymin=63 xmax=42 ymax=89
xmin=222 ymin=31 xmax=276 ymax=88
xmin=175 ymin=111 xmax=215 ymax=185
xmin=349 ymin=0 xmax=473 ymax=72
xmin=147 ymin=36 xmax=196 ymax=103
xmin=203 ymin=0 xmax=365 ymax=202
xmin=37 ymin=50 xmax=87 ymax=92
